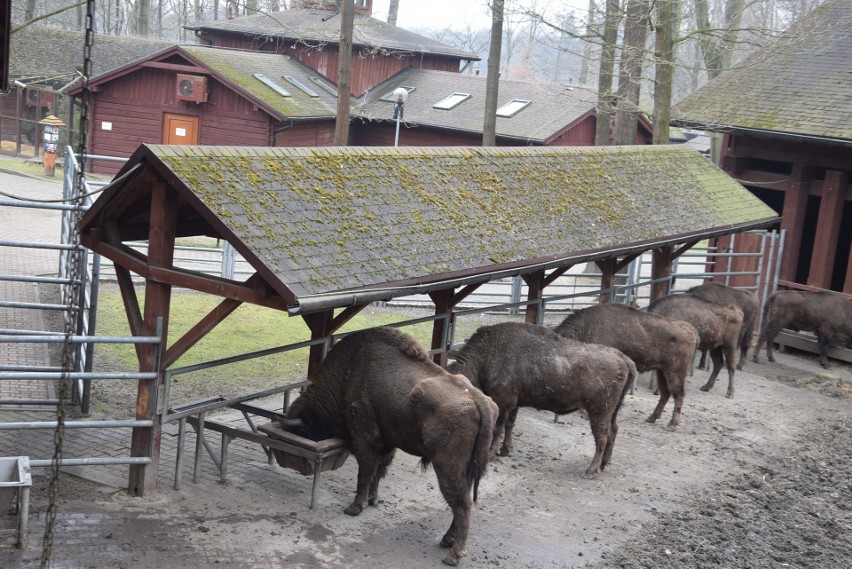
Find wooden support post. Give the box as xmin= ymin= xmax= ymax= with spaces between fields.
xmin=779 ymin=165 xmax=812 ymax=283
xmin=650 ymin=245 xmax=673 ymax=302
xmin=304 ymin=311 xmax=335 ymax=380
xmin=808 ymin=170 xmax=848 ymax=289
xmin=596 ymin=258 xmax=616 ymax=304
xmin=129 ymin=183 xmax=176 ymax=497
xmin=430 ymin=289 xmax=453 ymax=367
xmin=522 ymin=270 xmax=545 ymax=324
xmin=845 ymin=240 xmax=852 ymax=295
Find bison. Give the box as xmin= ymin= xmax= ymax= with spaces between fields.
xmin=753 ymin=289 xmax=852 ymax=369
xmin=688 ymin=282 xmax=759 ymax=371
xmin=447 ymin=321 xmax=636 ymax=478
xmin=648 ymin=293 xmax=744 ymax=398
xmin=555 ymin=303 xmax=699 ymax=429
xmin=285 ymin=326 xmax=499 ymax=566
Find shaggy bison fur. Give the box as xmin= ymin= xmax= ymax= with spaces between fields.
xmin=649 ymin=293 xmax=744 ymax=398
xmin=285 ymin=327 xmax=499 ymax=566
xmin=688 ymin=282 xmax=759 ymax=371
xmin=447 ymin=321 xmax=636 ymax=478
xmin=555 ymin=303 xmax=699 ymax=428
xmin=753 ymin=289 xmax=852 ymax=369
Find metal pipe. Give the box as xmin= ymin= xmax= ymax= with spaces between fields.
xmin=29 ymin=457 xmax=152 ymax=467
xmin=0 ymin=334 xmax=160 ymax=344
xmin=0 ymin=372 xmax=158 ymax=380
xmin=0 ymin=420 xmax=154 ymax=430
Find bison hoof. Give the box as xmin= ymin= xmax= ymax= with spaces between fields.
xmin=442 ymin=553 xmax=461 ymax=566
xmin=645 ymin=415 xmax=658 ymax=424
xmin=726 ymin=392 xmax=734 ymax=399
xmin=440 ymin=533 xmax=455 ymax=548
xmin=736 ymin=363 xmax=744 ymax=371
xmin=498 ymin=447 xmax=511 ymax=457
xmin=699 ymin=385 xmax=711 ymax=392
xmin=582 ymin=469 xmax=599 ymax=479
xmin=344 ymin=503 xmax=364 ymax=516
xmin=752 ymin=355 xmax=760 ymax=363
xmin=666 ymin=422 xmax=678 ymax=431
xmin=768 ymin=356 xmax=775 ymax=362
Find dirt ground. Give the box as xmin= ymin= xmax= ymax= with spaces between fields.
xmin=3 ymin=339 xmax=850 ymax=569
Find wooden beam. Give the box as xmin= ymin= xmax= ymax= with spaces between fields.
xmin=303 ymin=311 xmax=335 ymax=378
xmin=522 ymin=270 xmax=545 ymax=324
xmin=596 ymin=258 xmax=616 ymax=304
xmin=129 ymin=182 xmax=176 ymax=497
xmin=139 ymin=61 xmax=209 ymax=74
xmin=542 ymin=265 xmax=572 ymax=288
xmin=779 ymin=165 xmax=812 ymax=283
xmin=807 ymin=170 xmax=848 ymax=289
xmin=429 ymin=289 xmax=454 ymax=366
xmin=650 ymin=245 xmax=674 ymax=302
xmin=161 ymin=274 xmax=267 ymax=369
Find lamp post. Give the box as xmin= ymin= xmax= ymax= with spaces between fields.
xmin=392 ymin=87 xmax=408 ymax=147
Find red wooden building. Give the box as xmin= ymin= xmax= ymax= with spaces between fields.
xmin=187 ymin=0 xmax=479 ymax=96
xmin=673 ymin=0 xmax=852 ymax=295
xmin=354 ymin=68 xmax=654 ymax=147
xmin=68 ymin=45 xmax=339 ymax=175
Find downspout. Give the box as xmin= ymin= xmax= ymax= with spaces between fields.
xmin=271 ymin=120 xmax=294 ymax=146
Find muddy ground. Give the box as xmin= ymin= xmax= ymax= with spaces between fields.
xmin=3 ymin=341 xmax=850 ymax=569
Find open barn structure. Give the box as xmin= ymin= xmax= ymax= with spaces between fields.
xmin=79 ymin=143 xmax=779 ymax=496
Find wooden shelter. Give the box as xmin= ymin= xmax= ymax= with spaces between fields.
xmin=673 ymin=0 xmax=852 ymax=295
xmin=80 ymin=143 xmax=777 ymax=495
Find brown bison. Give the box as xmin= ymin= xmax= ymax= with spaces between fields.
xmin=555 ymin=303 xmax=699 ymax=429
xmin=447 ymin=321 xmax=636 ymax=478
xmin=648 ymin=294 xmax=744 ymax=398
xmin=753 ymin=289 xmax=852 ymax=369
xmin=688 ymin=282 xmax=759 ymax=371
xmin=285 ymin=327 xmax=499 ymax=566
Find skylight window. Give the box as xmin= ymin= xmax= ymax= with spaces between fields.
xmin=433 ymin=92 xmax=471 ymax=110
xmin=253 ymin=73 xmax=291 ymax=97
xmin=309 ymin=76 xmax=338 ymax=97
xmin=379 ymin=86 xmax=416 ymax=103
xmin=284 ymin=75 xmax=319 ymax=97
xmin=496 ymin=99 xmax=531 ymax=118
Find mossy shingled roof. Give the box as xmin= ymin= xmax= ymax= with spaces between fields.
xmin=99 ymin=144 xmax=777 ymax=305
xmin=673 ymin=0 xmax=852 ymax=142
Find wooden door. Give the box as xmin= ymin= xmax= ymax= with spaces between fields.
xmin=162 ymin=113 xmax=199 ymax=145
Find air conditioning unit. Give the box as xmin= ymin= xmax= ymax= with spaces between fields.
xmin=175 ymin=74 xmax=207 ymax=103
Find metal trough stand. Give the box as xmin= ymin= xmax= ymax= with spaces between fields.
xmin=0 ymin=456 xmax=32 ymax=549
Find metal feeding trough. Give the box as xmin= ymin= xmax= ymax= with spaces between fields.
xmin=0 ymin=456 xmax=32 ymax=548
xmin=257 ymin=422 xmax=350 ymax=508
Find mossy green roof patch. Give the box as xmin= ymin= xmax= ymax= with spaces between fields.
xmin=180 ymin=46 xmax=337 ymax=120
xmin=126 ymin=144 xmax=777 ymax=300
xmin=673 ymin=0 xmax=852 ymax=142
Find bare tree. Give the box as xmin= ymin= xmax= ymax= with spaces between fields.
xmin=483 ymin=1 xmax=504 ymax=146
xmin=333 ymin=0 xmax=354 ymax=146
xmin=594 ymin=0 xmax=621 ymax=146
xmin=613 ymin=0 xmax=649 ymax=145
xmin=652 ymin=0 xmax=680 ymax=145
xmin=387 ymin=0 xmax=400 ymax=26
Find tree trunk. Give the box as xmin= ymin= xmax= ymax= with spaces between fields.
xmin=594 ymin=0 xmax=621 ymax=146
xmin=578 ymin=0 xmax=597 ymax=86
xmin=387 ymin=0 xmax=400 ymax=26
xmin=136 ymin=0 xmax=150 ymax=36
xmin=613 ymin=0 xmax=648 ymax=145
xmin=333 ymin=0 xmax=355 ymax=146
xmin=483 ymin=0 xmax=504 ymax=147
xmin=695 ymin=0 xmax=744 ymax=80
xmin=652 ymin=0 xmax=680 ymax=145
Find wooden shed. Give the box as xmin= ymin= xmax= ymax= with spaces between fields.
xmin=68 ymin=45 xmax=339 ymax=175
xmin=79 ymin=143 xmax=777 ymax=495
xmin=673 ymin=0 xmax=852 ymax=295
xmin=188 ymin=1 xmax=479 ymax=96
xmin=354 ymin=68 xmax=654 ymax=147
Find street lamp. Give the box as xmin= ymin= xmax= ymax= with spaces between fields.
xmin=392 ymin=87 xmax=408 ymax=147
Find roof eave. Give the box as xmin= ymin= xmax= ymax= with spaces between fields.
xmin=671 ymin=119 xmax=852 ymax=149
xmin=287 ymin=216 xmax=780 ymax=315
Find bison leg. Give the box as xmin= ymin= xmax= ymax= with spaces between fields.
xmin=663 ymin=370 xmax=686 ymax=429
xmin=367 ymin=450 xmax=396 ymax=507
xmin=697 ymin=349 xmax=709 ymax=370
xmin=583 ymin=412 xmax=612 ymax=478
xmin=817 ymin=336 xmax=833 ymax=369
xmin=345 ymin=442 xmax=383 ymax=516
xmin=646 ymin=370 xmax=669 ymax=424
xmin=699 ymin=347 xmax=724 ymax=393
xmin=433 ymin=463 xmax=473 ymax=566
xmin=498 ymin=407 xmax=520 ymax=456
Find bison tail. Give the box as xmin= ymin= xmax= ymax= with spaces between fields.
xmin=468 ymin=395 xmax=497 ymax=503
xmin=613 ymin=358 xmax=637 ymax=430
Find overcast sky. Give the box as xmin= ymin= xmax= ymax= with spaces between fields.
xmin=370 ymin=0 xmax=495 ymax=31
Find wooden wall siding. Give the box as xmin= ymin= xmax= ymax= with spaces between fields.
xmin=544 ymin=116 xmax=596 ymax=146
xmin=88 ymin=67 xmax=271 ymax=174
xmin=276 ymin=121 xmax=336 ymax=147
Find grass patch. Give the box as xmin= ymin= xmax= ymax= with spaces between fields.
xmin=91 ymin=287 xmax=442 ymax=415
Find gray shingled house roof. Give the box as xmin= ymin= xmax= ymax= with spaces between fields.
xmin=188 ymin=8 xmax=479 ymax=61
xmin=9 ymin=25 xmax=173 ymax=89
xmin=71 ymin=45 xmax=338 ymax=121
xmin=82 ymin=145 xmax=778 ymax=313
xmin=672 ymin=0 xmax=852 ymax=143
xmin=356 ymin=69 xmax=605 ymax=144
